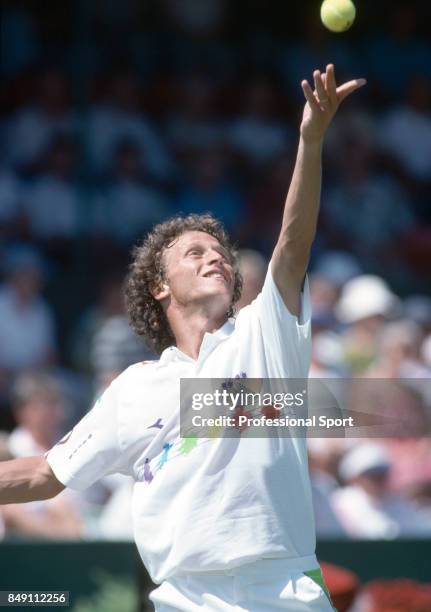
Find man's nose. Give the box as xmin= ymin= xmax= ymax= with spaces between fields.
xmin=207 ymin=250 xmax=223 ymax=265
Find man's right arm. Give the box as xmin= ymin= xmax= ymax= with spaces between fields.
xmin=0 ymin=456 xmax=65 ymax=504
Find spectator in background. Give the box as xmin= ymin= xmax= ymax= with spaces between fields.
xmin=321 ymin=136 xmax=417 ymax=281
xmin=0 ymin=245 xmax=56 ymax=374
xmin=308 ymin=302 xmax=347 ymax=377
xmin=7 ymin=370 xmax=133 ymax=539
xmin=308 ymin=274 xmax=340 ymax=334
xmin=307 ymin=439 xmax=348 ymax=537
xmin=70 ymin=276 xmax=127 ymax=375
xmin=378 ymin=76 xmax=431 ymax=184
xmin=86 ymin=70 xmax=172 ymax=181
xmin=310 ymin=250 xmax=362 ymax=333
xmin=364 ymin=4 xmax=431 ymax=98
xmin=310 ymin=331 xmax=347 ymax=377
xmin=156 ymin=0 xmax=233 ymax=77
xmin=332 ymin=442 xmax=431 ymax=539
xmin=22 ymin=136 xmax=80 ymax=241
xmin=72 ymin=275 xmax=154 ymax=389
xmin=384 ymin=435 xmax=431 ymax=516
xmin=8 ymin=373 xmax=65 ymax=457
xmin=1 ymin=373 xmax=82 ymax=539
xmin=166 ymin=74 xmax=225 ymax=160
xmin=236 ymin=249 xmax=266 ymax=310
xmin=174 ymin=147 xmax=245 ymax=237
xmin=91 ymin=315 xmax=153 ymax=391
xmin=335 ymin=275 xmax=400 ymax=373
xmin=312 ymin=251 xmax=361 ymax=291
xmin=404 ymin=295 xmax=431 ymax=336
xmin=228 ymin=76 xmax=292 ymax=168
xmin=5 ymin=69 xmax=77 ymax=172
xmin=0 ymin=164 xmax=22 ymax=236
xmin=161 ymin=0 xmax=227 ymax=37
xmin=92 ymin=141 xmax=170 ymax=245
xmin=245 ymin=150 xmax=293 ymax=253
xmin=364 ymin=322 xmax=431 ymax=449
xmin=367 ymin=320 xmax=430 ymax=379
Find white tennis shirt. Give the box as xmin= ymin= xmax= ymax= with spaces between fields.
xmin=47 ymin=265 xmax=315 ymax=583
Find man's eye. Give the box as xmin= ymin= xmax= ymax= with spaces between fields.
xmin=187 ymin=250 xmax=201 ymax=256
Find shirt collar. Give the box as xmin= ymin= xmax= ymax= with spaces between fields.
xmin=157 ymin=318 xmax=235 ymax=367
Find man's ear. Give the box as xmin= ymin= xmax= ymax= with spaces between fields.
xmin=151 ymin=281 xmax=170 ymax=302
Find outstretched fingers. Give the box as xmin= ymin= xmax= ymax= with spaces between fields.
xmin=336 ymin=78 xmax=367 ymax=102
xmin=301 ymin=80 xmax=320 ymax=111
xmin=313 ymin=70 xmax=328 ymax=107
xmin=325 ymin=64 xmax=337 ymax=103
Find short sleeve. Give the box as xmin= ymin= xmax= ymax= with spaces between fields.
xmin=46 ymin=381 xmax=126 ymax=491
xmin=247 ymin=263 xmax=312 ymax=378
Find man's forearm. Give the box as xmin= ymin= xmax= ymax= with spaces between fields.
xmin=271 ymin=66 xmax=364 ymax=315
xmin=0 ymin=456 xmax=64 ymax=504
xmin=277 ymin=136 xmax=322 ymax=274
xmin=275 ymin=64 xmax=365 ymax=276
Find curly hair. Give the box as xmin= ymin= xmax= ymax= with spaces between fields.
xmin=125 ymin=213 xmax=243 ymax=355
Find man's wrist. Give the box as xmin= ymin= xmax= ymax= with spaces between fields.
xmin=299 ymin=134 xmax=324 ymax=152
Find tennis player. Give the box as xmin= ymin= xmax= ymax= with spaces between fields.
xmin=0 ymin=65 xmax=365 ymax=611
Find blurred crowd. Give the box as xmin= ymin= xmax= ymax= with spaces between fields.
xmin=0 ymin=0 xmax=430 ymax=542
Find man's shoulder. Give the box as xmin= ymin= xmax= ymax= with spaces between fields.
xmin=102 ymin=361 xmax=161 ymax=403
xmin=113 ymin=359 xmax=160 ymax=386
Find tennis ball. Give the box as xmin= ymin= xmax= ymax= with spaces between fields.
xmin=321 ymin=0 xmax=356 ymax=33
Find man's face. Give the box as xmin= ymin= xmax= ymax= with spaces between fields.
xmin=155 ymin=231 xmax=235 ymax=317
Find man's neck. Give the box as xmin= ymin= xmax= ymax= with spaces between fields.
xmin=168 ymin=306 xmax=228 ymax=360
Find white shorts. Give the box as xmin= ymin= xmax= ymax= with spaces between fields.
xmin=150 ymin=555 xmax=336 ymax=611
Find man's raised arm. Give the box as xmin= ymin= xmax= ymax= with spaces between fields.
xmin=271 ymin=64 xmax=366 ymax=316
xmin=0 ymin=456 xmax=64 ymax=504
